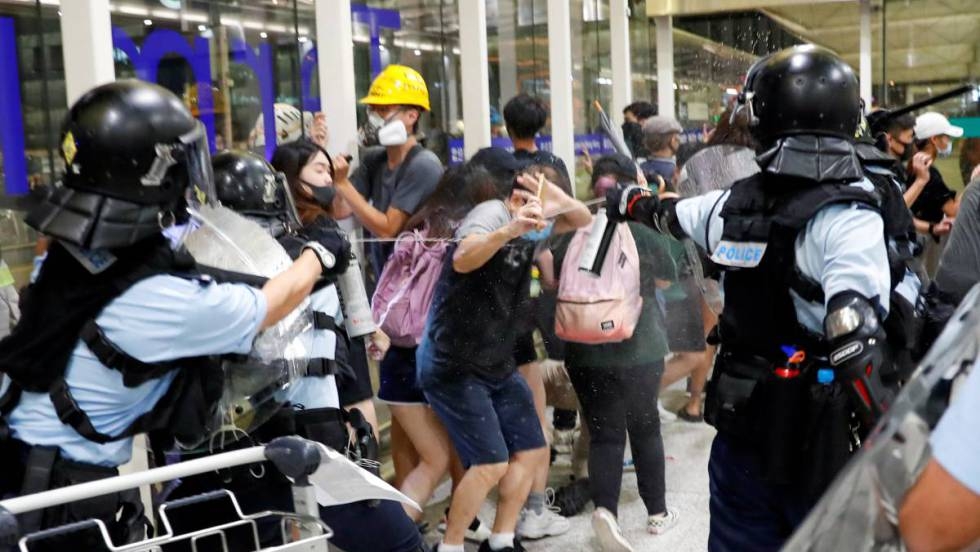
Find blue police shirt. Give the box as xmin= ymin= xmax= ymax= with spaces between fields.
xmin=7 ymin=274 xmax=267 ymax=467
xmin=930 ymin=359 xmax=980 ymax=495
xmin=674 ymin=179 xmax=892 ymax=334
xmin=283 ymin=285 xmax=341 ymax=410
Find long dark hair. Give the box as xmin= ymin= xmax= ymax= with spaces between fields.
xmin=270 ymin=138 xmax=334 ymax=224
xmin=403 ymin=164 xmax=504 ymax=239
xmin=710 ymin=108 xmax=757 ymax=149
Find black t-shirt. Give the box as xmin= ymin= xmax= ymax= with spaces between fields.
xmin=514 ymin=149 xmax=571 ymax=188
xmin=910 ymin=166 xmax=956 ymax=223
xmin=423 ymin=200 xmax=534 ymax=379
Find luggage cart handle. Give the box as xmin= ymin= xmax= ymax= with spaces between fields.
xmin=0 ymin=436 xmax=322 ymax=515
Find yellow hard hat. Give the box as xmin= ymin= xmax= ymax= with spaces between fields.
xmin=360 ymin=64 xmax=431 ymax=111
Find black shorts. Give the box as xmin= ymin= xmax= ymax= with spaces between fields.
xmin=664 ymin=277 xmax=706 ymax=352
xmin=514 ymin=331 xmax=538 ymax=366
xmin=377 ymin=345 xmax=426 ymax=405
xmin=338 ymin=337 xmax=375 ymax=406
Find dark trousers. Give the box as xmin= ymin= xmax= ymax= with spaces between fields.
xmin=566 ymin=361 xmax=666 ymax=517
xmin=708 ymin=434 xmax=813 ymax=552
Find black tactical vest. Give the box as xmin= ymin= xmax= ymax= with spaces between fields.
xmin=0 ymin=242 xmax=241 ymax=447
xmin=714 ymin=173 xmax=880 ymax=361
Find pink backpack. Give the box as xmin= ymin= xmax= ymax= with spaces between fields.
xmin=555 ymin=220 xmax=643 ymax=344
xmin=371 ymin=229 xmax=449 ymax=347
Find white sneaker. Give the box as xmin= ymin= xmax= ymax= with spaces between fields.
xmin=518 ymin=507 xmax=571 ymax=539
xmin=592 ymin=507 xmax=635 ymax=552
xmin=647 ymin=508 xmax=679 ymax=535
xmin=658 ymin=400 xmax=677 ymax=422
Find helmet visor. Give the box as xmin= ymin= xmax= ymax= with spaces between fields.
xmin=180 ymin=121 xmax=216 ymax=210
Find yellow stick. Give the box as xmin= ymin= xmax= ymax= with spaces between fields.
xmin=536 ymin=172 xmax=546 ymax=201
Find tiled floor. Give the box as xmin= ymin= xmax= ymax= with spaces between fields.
xmin=419 ymin=389 xmax=717 ymax=551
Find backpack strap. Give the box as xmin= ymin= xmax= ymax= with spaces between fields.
xmin=391 ymin=145 xmax=424 ymax=189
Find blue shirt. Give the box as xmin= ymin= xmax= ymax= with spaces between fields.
xmin=674 ymin=179 xmax=891 ymax=334
xmin=7 ymin=274 xmax=267 ymax=466
xmin=930 ymin=359 xmax=980 ymax=495
xmin=283 ymin=285 xmax=341 ymax=410
xmin=640 ymin=157 xmax=676 ymax=187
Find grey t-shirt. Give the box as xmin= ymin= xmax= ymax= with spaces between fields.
xmin=456 ymin=199 xmax=511 ymax=239
xmin=935 ymin=180 xmax=980 ymax=303
xmin=350 ymin=146 xmax=443 ymax=273
xmin=351 ymin=147 xmax=443 ymax=216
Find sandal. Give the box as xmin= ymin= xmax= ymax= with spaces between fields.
xmin=676 ymin=405 xmax=703 ymax=423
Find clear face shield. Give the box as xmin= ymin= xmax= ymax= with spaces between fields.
xmin=156 ymin=122 xmax=217 ymax=248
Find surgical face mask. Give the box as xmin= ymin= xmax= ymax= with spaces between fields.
xmin=523 ymin=221 xmax=554 ymax=242
xmin=938 ymin=140 xmax=953 ymax=158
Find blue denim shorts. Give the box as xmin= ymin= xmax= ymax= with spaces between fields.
xmin=417 ymin=341 xmax=546 ymax=467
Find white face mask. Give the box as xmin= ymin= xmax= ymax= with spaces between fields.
xmin=938 ymin=141 xmax=953 ymax=158
xmin=377 ymin=118 xmax=409 ymax=146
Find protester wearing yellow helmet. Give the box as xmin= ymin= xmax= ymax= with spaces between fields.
xmin=331 ymin=68 xmax=445 ymax=525
xmin=333 ymin=64 xmax=443 ymax=263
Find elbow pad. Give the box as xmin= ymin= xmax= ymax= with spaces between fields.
xmin=825 ymin=292 xmax=894 ymax=428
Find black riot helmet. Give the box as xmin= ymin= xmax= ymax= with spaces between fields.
xmin=27 ymin=80 xmax=214 ymax=250
xmin=212 ymin=150 xmax=299 ymax=235
xmin=734 ymin=45 xmax=862 ymax=147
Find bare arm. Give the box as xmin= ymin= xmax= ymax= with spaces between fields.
xmin=453 ymin=193 xmax=545 ymax=274
xmin=516 ymin=174 xmax=590 ymax=235
xmin=537 ymin=248 xmax=557 ymax=290
xmin=333 ymin=179 xmax=410 ymax=238
xmin=453 ymin=226 xmax=516 ymax=274
xmin=260 ymin=250 xmax=322 ymax=329
xmin=904 ymin=153 xmax=933 ymax=207
xmin=899 ymin=459 xmax=980 ymax=552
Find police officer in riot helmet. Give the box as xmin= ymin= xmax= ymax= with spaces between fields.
xmin=212 ymin=150 xmax=300 ymax=238
xmin=0 ymin=80 xmax=350 ymax=542
xmin=188 ymin=150 xmax=425 ymax=552
xmin=607 ymin=45 xmax=896 ymax=550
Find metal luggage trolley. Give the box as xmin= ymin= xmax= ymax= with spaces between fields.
xmin=0 ymin=437 xmax=332 ymax=552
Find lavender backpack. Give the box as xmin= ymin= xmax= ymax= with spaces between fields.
xmin=371 ymin=228 xmax=449 ymax=347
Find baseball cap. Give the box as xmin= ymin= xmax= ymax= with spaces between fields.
xmin=642 ymin=115 xmax=684 ymax=136
xmin=914 ymin=112 xmax=963 ymax=140
xmin=468 ymin=146 xmax=531 ymax=183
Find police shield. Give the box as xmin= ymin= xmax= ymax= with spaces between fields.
xmin=676 ymin=145 xmax=759 ymax=198
xmin=674 ymin=146 xmax=760 ymax=315
xmin=784 ymin=283 xmax=980 ymax=551
xmin=181 ymin=204 xmax=313 ymax=447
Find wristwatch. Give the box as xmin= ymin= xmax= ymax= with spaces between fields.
xmin=302 ymin=241 xmax=336 ymax=272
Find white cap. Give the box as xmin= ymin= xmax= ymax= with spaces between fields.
xmin=249 ymin=103 xmax=316 ymax=147
xmin=914 ymin=112 xmax=963 ymax=140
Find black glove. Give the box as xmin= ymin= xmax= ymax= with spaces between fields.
xmin=299 ymin=217 xmax=351 ymax=276
xmin=605 ymin=184 xmax=656 ymax=224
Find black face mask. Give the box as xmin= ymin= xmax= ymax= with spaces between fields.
xmin=898 ymin=141 xmax=914 ymax=162
xmin=306 ymin=182 xmax=336 ymax=208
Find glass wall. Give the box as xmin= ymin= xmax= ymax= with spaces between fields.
xmin=356 ymin=0 xmax=462 ymax=164
xmin=110 ymin=0 xmax=317 ymax=160
xmin=0 ymin=0 xmax=63 ymax=286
